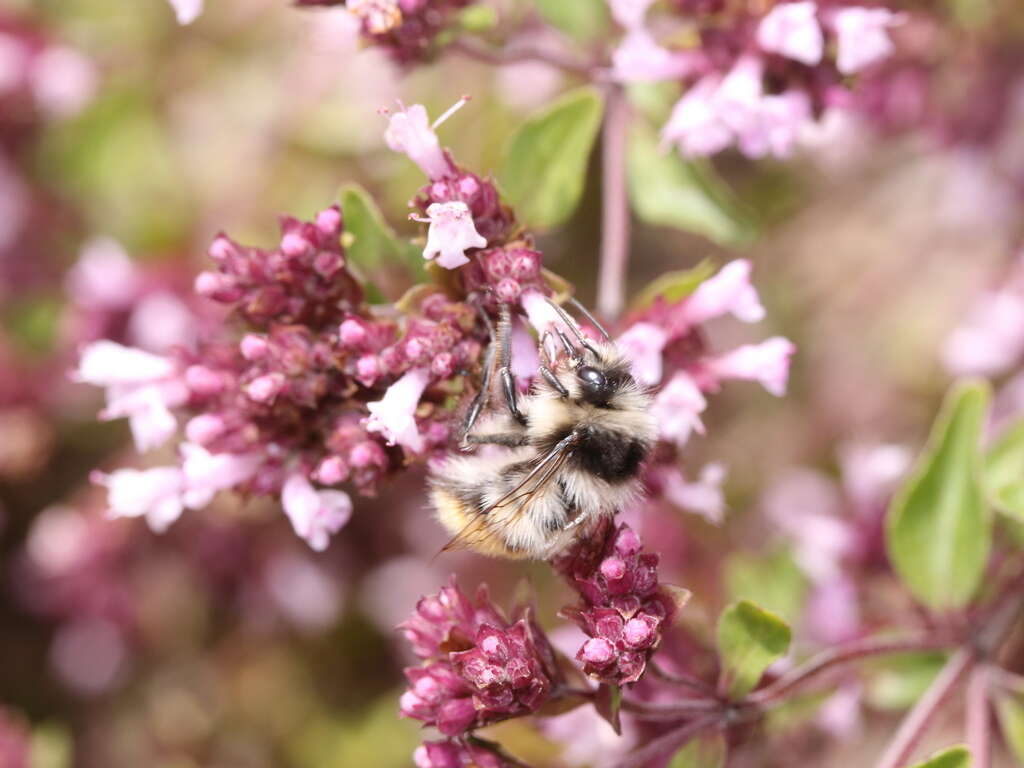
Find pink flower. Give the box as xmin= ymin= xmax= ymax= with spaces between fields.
xmin=180 ymin=443 xmax=262 ymax=509
xmin=347 ymin=0 xmax=403 ymax=35
xmin=681 ymin=259 xmax=765 ymax=325
xmin=65 ymin=239 xmax=140 ymax=310
xmin=659 ymin=463 xmax=726 ymax=524
xmin=616 ymin=322 xmax=669 ymax=386
xmin=510 ymin=321 xmax=541 ymax=388
xmin=127 ymin=292 xmax=197 ymax=353
xmin=942 ymin=291 xmax=1024 ymax=376
xmin=611 ymin=29 xmax=700 ymax=83
xmin=73 ymin=341 xmax=189 ymax=453
xmin=92 ymin=466 xmax=185 ymax=532
xmin=805 ymin=576 xmax=861 ymax=645
xmin=708 ymin=337 xmax=796 ymax=396
xmin=366 ymin=367 xmax=431 ymax=452
xmin=166 ymin=0 xmax=203 ymax=25
xmin=385 ymin=103 xmax=452 ymax=180
xmin=831 ymin=7 xmax=901 ymax=75
xmin=714 ymin=55 xmax=765 ymax=134
xmin=281 ymin=473 xmax=353 ymax=551
xmin=608 ymin=0 xmax=655 ymax=29
xmin=650 ymin=372 xmax=706 ymax=446
xmin=756 ymin=2 xmax=824 ymax=66
xmin=838 ymin=442 xmax=910 ymax=512
xmin=736 ymin=90 xmax=812 ymax=159
xmin=662 ymin=75 xmax=733 ymax=157
xmin=419 ymin=202 xmax=487 ymax=269
xmin=816 ymin=682 xmax=863 ymax=741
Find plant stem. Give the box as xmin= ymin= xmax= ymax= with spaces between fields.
xmin=450 ymin=38 xmax=594 ymax=78
xmin=746 ymin=634 xmax=955 ymax=708
xmin=874 ymin=648 xmax=974 ymax=768
xmin=596 ymin=84 xmax=631 ymax=321
xmin=649 ymin=660 xmax=717 ymax=696
xmin=966 ymin=666 xmax=992 ymax=768
xmin=620 ymin=713 xmax=720 ymax=768
xmin=620 ymin=697 xmax=721 ymax=720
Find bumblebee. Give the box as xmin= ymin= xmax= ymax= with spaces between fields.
xmin=430 ymin=300 xmax=656 ymax=559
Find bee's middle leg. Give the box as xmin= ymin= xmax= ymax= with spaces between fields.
xmin=497 ymin=303 xmax=527 ymax=426
xmin=465 ymin=432 xmax=529 ymax=447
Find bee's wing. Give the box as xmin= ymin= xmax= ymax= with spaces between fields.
xmin=441 ymin=432 xmax=579 ymax=555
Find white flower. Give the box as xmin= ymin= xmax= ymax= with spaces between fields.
xmin=616 ymin=322 xmax=669 ymax=386
xmin=420 ymin=202 xmax=487 ymax=269
xmin=93 ymin=466 xmax=185 ymax=532
xmin=831 ymin=7 xmax=901 ymax=75
xmin=611 ymin=29 xmax=699 ymax=84
xmin=365 ymin=367 xmax=430 ymax=452
xmin=736 ymin=90 xmax=812 ymax=159
xmin=709 ymin=337 xmax=796 ymax=396
xmin=756 ymin=2 xmax=824 ymax=66
xmin=682 ymin=260 xmax=765 ymax=325
xmin=659 ymin=463 xmax=727 ymax=524
xmin=384 ymin=103 xmax=451 ymax=180
xmin=651 ymin=372 xmax=706 ymax=447
xmin=180 ymin=443 xmax=262 ymax=509
xmin=74 ymin=341 xmax=189 ymax=453
xmin=166 ymin=0 xmax=204 ymax=25
xmin=281 ymin=473 xmax=353 ymax=552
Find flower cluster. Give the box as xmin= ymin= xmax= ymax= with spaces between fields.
xmin=296 ymin=0 xmax=476 ymax=65
xmin=556 ymin=521 xmax=682 ymax=684
xmin=413 ymin=739 xmax=512 ymax=768
xmin=399 ymin=579 xmax=560 ymax=750
xmin=608 ymin=0 xmax=901 ymax=158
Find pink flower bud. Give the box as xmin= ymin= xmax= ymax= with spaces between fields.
xmin=600 ymin=557 xmax=627 ymax=581
xmin=246 ymin=373 xmax=285 ymax=403
xmin=436 ymin=697 xmax=476 ymax=737
xmin=280 ymin=232 xmax=309 ymax=257
xmin=239 ymin=334 xmax=268 ymax=360
xmin=315 ymin=205 xmax=342 ymax=235
xmin=355 ymin=354 xmax=381 ymax=386
xmin=622 ymin=616 xmax=658 ymax=649
xmin=580 ymin=637 xmax=616 ymax=666
xmin=615 ymin=527 xmax=642 ymax=556
xmin=185 ymin=365 xmax=225 ymax=396
xmin=349 ymin=440 xmax=387 ymax=469
xmin=430 ymin=352 xmax=455 ymax=379
xmin=339 ymin=318 xmax=369 ymax=347
xmin=494 ymin=278 xmax=521 ymax=304
xmin=194 ymin=270 xmax=239 ymax=300
xmin=185 ymin=414 xmax=226 ymax=445
xmin=316 ymin=456 xmax=349 ymax=485
xmin=208 ymin=236 xmax=234 ymax=261
xmin=457 ymin=175 xmax=479 ymax=197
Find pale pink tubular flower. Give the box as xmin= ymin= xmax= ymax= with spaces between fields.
xmin=73 ymin=341 xmax=189 ymax=453
xmin=384 ymin=103 xmax=455 ymax=180
xmin=607 ymin=0 xmax=655 ymax=29
xmin=611 ymin=29 xmax=700 ymax=84
xmin=180 ymin=443 xmax=262 ymax=509
xmin=942 ymin=291 xmax=1024 ymax=376
xmin=616 ymin=322 xmax=669 ymax=386
xmin=737 ymin=90 xmax=812 ymax=159
xmin=756 ymin=2 xmax=824 ymax=66
xmin=831 ymin=7 xmax=901 ymax=75
xmin=366 ymin=367 xmax=431 ymax=452
xmin=662 ymin=75 xmax=733 ymax=157
xmin=166 ymin=0 xmax=203 ymax=25
xmin=708 ymin=337 xmax=796 ymax=396
xmin=92 ymin=467 xmax=185 ymax=532
xmin=281 ymin=473 xmax=352 ymax=551
xmin=659 ymin=463 xmax=727 ymax=524
xmin=418 ymin=202 xmax=487 ymax=269
xmin=681 ymin=260 xmax=765 ymax=326
xmin=650 ymin=372 xmax=706 ymax=446
xmin=714 ymin=55 xmax=765 ymax=136
xmin=521 ymin=290 xmax=564 ymax=335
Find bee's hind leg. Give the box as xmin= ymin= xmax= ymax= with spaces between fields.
xmin=497 ymin=303 xmax=527 ymax=426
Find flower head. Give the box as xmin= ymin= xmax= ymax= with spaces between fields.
xmin=662 ymin=75 xmax=733 ymax=157
xmin=757 ymin=2 xmax=824 ymax=66
xmin=281 ymin=473 xmax=352 ymax=551
xmin=347 ymin=0 xmax=402 ymax=34
xmin=420 ymin=202 xmax=488 ymax=269
xmin=612 ymin=29 xmax=700 ymax=83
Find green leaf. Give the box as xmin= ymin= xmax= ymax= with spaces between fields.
xmin=499 ymin=87 xmax=604 ymax=230
xmin=995 ymin=691 xmax=1024 ymax=763
xmin=886 ymin=380 xmax=993 ymax=611
xmin=629 ymin=260 xmax=716 ymax=313
xmin=668 ymin=730 xmax=726 ymax=768
xmin=716 ymin=600 xmax=792 ymax=699
xmin=985 ymin=419 xmax=1024 ymax=517
xmin=905 ymin=745 xmax=971 ymax=768
xmin=724 ymin=550 xmax=808 ymax=627
xmin=627 ymin=121 xmax=755 ymax=246
xmin=531 ymin=0 xmax=609 ymax=41
xmin=339 ymin=183 xmax=424 ymax=294
xmin=457 ymin=5 xmax=498 ymax=31
xmin=864 ymin=651 xmax=947 ymax=711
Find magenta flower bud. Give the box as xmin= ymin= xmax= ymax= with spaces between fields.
xmin=280 ymin=232 xmax=310 ymax=257
xmin=457 ymin=175 xmax=479 ymax=197
xmin=339 ymin=318 xmax=368 ymax=347
xmin=405 ymin=337 xmax=428 ymax=362
xmin=355 ymin=354 xmax=381 ymax=386
xmin=246 ymin=373 xmax=285 ymax=403
xmin=349 ymin=440 xmax=386 ymax=469
xmin=194 ymin=270 xmax=240 ymax=300
xmin=240 ymin=334 xmax=269 ymax=360
xmin=185 ymin=365 xmax=225 ymax=396
xmin=615 ymin=527 xmax=642 ymax=556
xmin=622 ymin=615 xmax=658 ymax=649
xmin=600 ymin=556 xmax=627 ymax=582
xmin=313 ymin=251 xmax=342 ymax=278
xmin=315 ymin=455 xmax=348 ymax=485
xmin=494 ymin=278 xmax=521 ymax=304
xmin=436 ymin=697 xmax=476 ymax=737
xmin=580 ymin=637 xmax=615 ymax=666
xmin=431 ymin=352 xmax=455 ymax=379
xmin=413 ymin=741 xmax=461 ymax=768
xmin=185 ymin=414 xmax=226 ymax=445
xmin=509 ymin=249 xmax=541 ymax=281
xmin=208 ymin=235 xmax=234 ymax=261
xmin=315 ymin=205 xmax=342 ymax=235
xmin=484 ymin=249 xmax=513 ymax=280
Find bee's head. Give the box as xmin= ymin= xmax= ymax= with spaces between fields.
xmin=573 ymin=359 xmax=633 ymax=408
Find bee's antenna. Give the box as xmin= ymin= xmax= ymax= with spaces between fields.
xmin=567 ymin=296 xmax=611 ymax=341
xmin=544 ymin=298 xmax=600 ymax=356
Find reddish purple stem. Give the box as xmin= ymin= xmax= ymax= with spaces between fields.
xmin=596 ymin=85 xmax=631 ymax=321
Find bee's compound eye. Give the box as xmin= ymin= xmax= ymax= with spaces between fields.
xmin=577 ymin=366 xmax=609 ymax=401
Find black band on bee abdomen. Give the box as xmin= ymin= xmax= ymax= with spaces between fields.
xmin=574 ymin=427 xmax=648 ymax=483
